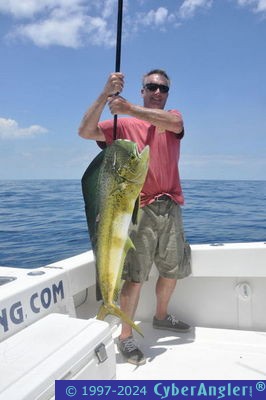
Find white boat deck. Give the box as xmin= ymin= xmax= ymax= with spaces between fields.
xmin=1 ymin=242 xmax=266 ymax=392
xmin=113 ymin=322 xmax=266 ymax=380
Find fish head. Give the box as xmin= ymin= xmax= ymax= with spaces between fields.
xmin=112 ymin=139 xmax=149 ymax=184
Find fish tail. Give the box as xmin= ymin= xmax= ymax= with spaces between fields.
xmin=97 ymin=303 xmax=143 ymax=337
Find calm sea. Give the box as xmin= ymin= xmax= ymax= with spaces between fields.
xmin=0 ymin=179 xmax=265 ymax=269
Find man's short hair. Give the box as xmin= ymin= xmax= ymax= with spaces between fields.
xmin=142 ymin=69 xmax=170 ymax=86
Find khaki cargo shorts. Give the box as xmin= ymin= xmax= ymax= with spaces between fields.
xmin=122 ymin=197 xmax=191 ymax=283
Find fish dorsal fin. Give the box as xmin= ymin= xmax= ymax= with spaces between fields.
xmin=81 ymin=149 xmax=106 ymax=250
xmin=81 ymin=150 xmax=106 ymax=302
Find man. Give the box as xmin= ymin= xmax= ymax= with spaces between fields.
xmin=79 ymin=69 xmax=191 ymax=366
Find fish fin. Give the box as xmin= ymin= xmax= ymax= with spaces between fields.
xmin=81 ymin=149 xmax=106 ymax=252
xmin=126 ymin=236 xmax=135 ymax=252
xmin=95 ymin=268 xmax=103 ymax=301
xmin=131 ymin=197 xmax=140 ymax=225
xmin=113 ymin=282 xmax=123 ymax=304
xmin=113 ymin=237 xmax=135 ymax=302
xmin=82 ymin=150 xmax=106 ymax=302
xmin=113 ymin=283 xmax=121 ymax=304
xmin=97 ymin=303 xmax=144 ymax=337
xmin=97 ymin=303 xmax=109 ymax=321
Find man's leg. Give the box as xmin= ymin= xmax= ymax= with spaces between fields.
xmin=119 ymin=280 xmax=142 ymax=339
xmin=155 ymin=276 xmax=177 ymax=320
xmin=153 ymin=276 xmax=190 ymax=332
xmin=118 ymin=280 xmax=146 ymax=365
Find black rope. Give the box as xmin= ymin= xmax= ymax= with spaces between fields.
xmin=113 ymin=0 xmax=123 ymax=140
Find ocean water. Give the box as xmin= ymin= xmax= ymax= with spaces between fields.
xmin=0 ymin=179 xmax=265 ymax=269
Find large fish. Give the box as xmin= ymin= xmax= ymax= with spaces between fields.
xmin=82 ymin=139 xmax=149 ymax=336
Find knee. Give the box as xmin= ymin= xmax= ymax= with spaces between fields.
xmin=121 ymin=280 xmax=142 ymax=295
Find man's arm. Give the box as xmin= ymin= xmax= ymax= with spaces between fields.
xmin=108 ymin=96 xmax=183 ymax=134
xmin=78 ymin=73 xmax=124 ymax=140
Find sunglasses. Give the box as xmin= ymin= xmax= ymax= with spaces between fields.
xmin=144 ymin=83 xmax=169 ymax=93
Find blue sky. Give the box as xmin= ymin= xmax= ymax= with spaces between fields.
xmin=0 ymin=0 xmax=265 ymax=180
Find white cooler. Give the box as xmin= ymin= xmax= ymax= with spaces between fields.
xmin=0 ymin=313 xmax=116 ymax=400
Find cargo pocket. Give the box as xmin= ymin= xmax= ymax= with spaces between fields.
xmin=177 ymin=240 xmax=192 ymax=279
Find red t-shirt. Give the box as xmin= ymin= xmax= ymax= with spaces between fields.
xmin=98 ymin=110 xmax=184 ymax=207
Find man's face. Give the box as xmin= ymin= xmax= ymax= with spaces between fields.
xmin=141 ymin=73 xmax=170 ymax=109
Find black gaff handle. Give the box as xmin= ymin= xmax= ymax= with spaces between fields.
xmin=113 ymin=0 xmax=123 ymax=140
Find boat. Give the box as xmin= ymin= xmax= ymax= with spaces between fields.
xmin=0 ymin=241 xmax=266 ymax=399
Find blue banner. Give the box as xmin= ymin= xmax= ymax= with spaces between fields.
xmin=55 ymin=380 xmax=266 ymax=400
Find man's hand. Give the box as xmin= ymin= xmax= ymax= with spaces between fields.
xmin=108 ymin=95 xmax=131 ymax=115
xmin=103 ymin=72 xmax=124 ymax=97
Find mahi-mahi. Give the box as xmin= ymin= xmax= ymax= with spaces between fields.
xmin=82 ymin=139 xmax=149 ymax=336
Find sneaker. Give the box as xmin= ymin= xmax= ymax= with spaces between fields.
xmin=118 ymin=336 xmax=146 ymax=366
xmin=153 ymin=314 xmax=191 ymax=332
